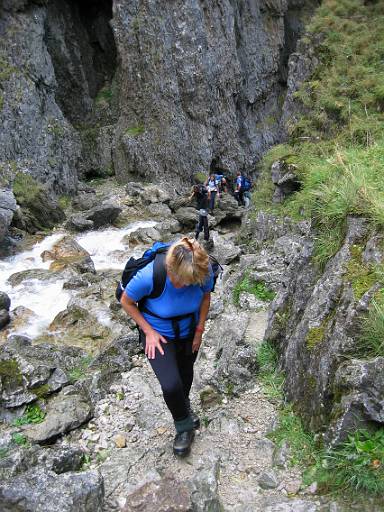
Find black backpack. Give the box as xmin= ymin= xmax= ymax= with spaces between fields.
xmin=115 ymin=242 xmax=223 ymax=303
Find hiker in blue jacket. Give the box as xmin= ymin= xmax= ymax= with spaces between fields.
xmin=121 ymin=237 xmax=213 ymax=457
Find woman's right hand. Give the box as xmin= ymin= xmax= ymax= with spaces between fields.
xmin=145 ymin=329 xmax=168 ymax=359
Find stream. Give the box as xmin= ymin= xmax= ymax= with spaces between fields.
xmin=0 ymin=221 xmax=156 ymax=340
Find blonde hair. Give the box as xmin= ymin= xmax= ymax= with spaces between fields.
xmin=165 ymin=237 xmax=209 ymax=285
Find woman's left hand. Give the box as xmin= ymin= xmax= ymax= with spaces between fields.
xmin=192 ymin=331 xmax=203 ymax=353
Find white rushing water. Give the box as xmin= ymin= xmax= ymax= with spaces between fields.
xmin=0 ymin=221 xmax=156 ymax=338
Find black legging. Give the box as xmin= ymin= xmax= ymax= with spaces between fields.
xmin=139 ymin=331 xmax=198 ymax=421
xmin=196 ymin=214 xmax=209 ymax=241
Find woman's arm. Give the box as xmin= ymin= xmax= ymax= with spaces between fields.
xmin=192 ymin=292 xmax=211 ymax=353
xmin=120 ymin=293 xmax=167 ymax=359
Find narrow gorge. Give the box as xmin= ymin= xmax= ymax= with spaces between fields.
xmin=1 ymin=1 xmax=384 ymax=511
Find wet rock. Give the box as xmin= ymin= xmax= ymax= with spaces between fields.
xmin=0 ymin=292 xmax=11 ymax=311
xmin=83 ymin=201 xmax=122 ymax=229
xmin=157 ymin=219 xmax=182 ymax=236
xmin=125 ymin=227 xmax=161 ymax=247
xmin=0 ymin=467 xmax=104 ymax=512
xmin=258 ymin=470 xmax=280 ymax=489
xmin=0 ymin=310 xmax=11 ymax=330
xmin=122 ymin=477 xmax=192 ymax=512
xmin=41 ymin=236 xmax=95 ymax=274
xmin=24 ymin=392 xmax=92 ymax=443
xmin=7 ymin=269 xmax=60 ymax=287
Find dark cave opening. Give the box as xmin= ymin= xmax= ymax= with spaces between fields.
xmin=45 ymin=0 xmax=117 ymax=124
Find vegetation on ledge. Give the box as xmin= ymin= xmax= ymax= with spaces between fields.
xmin=252 ymin=0 xmax=384 ymax=268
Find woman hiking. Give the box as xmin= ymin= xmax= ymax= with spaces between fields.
xmin=121 ymin=237 xmax=213 ymax=456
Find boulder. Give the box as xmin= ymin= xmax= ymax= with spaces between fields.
xmin=125 ymin=227 xmax=161 ymax=247
xmin=209 ymin=233 xmax=241 ymax=265
xmin=71 ymin=193 xmax=99 ymax=211
xmin=174 ymin=207 xmax=198 ymax=230
xmin=0 ymin=468 xmax=104 ymax=512
xmin=271 ymin=160 xmax=301 ymax=203
xmin=0 ymin=292 xmax=11 ymax=311
xmin=65 ymin=214 xmax=94 ymax=232
xmin=41 ymin=236 xmax=95 ymax=274
xmin=83 ymin=201 xmax=121 ymax=228
xmin=24 ymin=391 xmax=93 ymax=443
xmin=0 ymin=336 xmax=86 ymax=413
xmin=0 ymin=310 xmax=11 ymax=330
xmin=12 ymin=174 xmax=65 ymax=234
xmin=125 ymin=183 xmax=171 ymax=205
xmin=0 ymin=189 xmax=17 ymax=244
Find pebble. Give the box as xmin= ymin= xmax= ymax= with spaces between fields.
xmin=114 ymin=434 xmax=127 ymax=448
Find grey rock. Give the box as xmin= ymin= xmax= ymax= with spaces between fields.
xmin=65 ymin=214 xmax=94 ymax=232
xmin=0 ymin=292 xmax=11 ymax=311
xmin=272 ymin=441 xmax=290 ymax=468
xmin=271 ymin=161 xmax=301 ymax=203
xmin=112 ymin=0 xmax=314 ymax=185
xmin=258 ymin=469 xmax=280 ymax=489
xmin=71 ymin=193 xmax=100 ymax=212
xmin=24 ymin=392 xmax=92 ymax=443
xmin=0 ymin=310 xmax=11 ymax=330
xmin=123 ymin=477 xmax=192 ymax=512
xmin=37 ymin=446 xmax=85 ymax=474
xmin=0 ymin=190 xmax=17 ymax=244
xmin=0 ymin=336 xmax=85 ymax=411
xmin=174 ymin=207 xmax=199 ymax=230
xmin=263 ymin=499 xmax=319 ymax=512
xmin=125 ymin=183 xmax=171 ymax=205
xmin=83 ymin=201 xmax=121 ymax=228
xmin=126 ymin=227 xmax=161 ymax=246
xmin=147 ymin=202 xmax=172 ymax=218
xmin=189 ymin=455 xmax=222 ymax=511
xmin=0 ymin=468 xmax=104 ymax=512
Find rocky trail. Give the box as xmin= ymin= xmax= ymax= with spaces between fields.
xmin=0 ymin=180 xmax=375 ymax=511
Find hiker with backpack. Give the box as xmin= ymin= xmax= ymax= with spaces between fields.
xmin=205 ymin=173 xmax=220 ymax=213
xmin=189 ymin=184 xmax=210 ymax=242
xmin=119 ymin=237 xmax=215 ymax=457
xmin=234 ymin=171 xmax=245 ymax=206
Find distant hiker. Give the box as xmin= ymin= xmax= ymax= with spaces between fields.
xmin=121 ymin=238 xmax=213 ymax=457
xmin=214 ymin=172 xmax=227 ymax=193
xmin=205 ymin=173 xmax=220 ymax=213
xmin=234 ymin=171 xmax=245 ymax=206
xmin=242 ymin=175 xmax=252 ymax=208
xmin=189 ymin=184 xmax=210 ymax=242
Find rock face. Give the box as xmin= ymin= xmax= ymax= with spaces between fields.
xmin=1 ymin=0 xmax=319 ymax=201
xmin=0 ymin=190 xmax=17 ymax=246
xmin=243 ymin=210 xmax=384 ymax=444
xmin=113 ymin=0 xmax=319 ymax=184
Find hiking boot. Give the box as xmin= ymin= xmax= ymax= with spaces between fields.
xmin=188 ymin=408 xmax=200 ymax=429
xmin=173 ymin=430 xmax=195 ymax=457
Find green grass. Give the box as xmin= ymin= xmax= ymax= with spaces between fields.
xmin=256 ymin=341 xmax=285 ymax=402
xmin=12 ymin=403 xmax=45 ymax=426
xmin=305 ymin=429 xmax=384 ymax=496
xmin=233 ymin=274 xmax=275 ymax=305
xmin=356 ymin=292 xmax=384 ymax=357
xmin=125 ymin=125 xmax=145 ymax=137
xmin=252 ymin=0 xmax=384 ymax=268
xmin=11 ymin=433 xmax=28 ymax=447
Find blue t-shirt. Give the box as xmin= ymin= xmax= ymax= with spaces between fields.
xmin=124 ymin=261 xmax=214 ymax=339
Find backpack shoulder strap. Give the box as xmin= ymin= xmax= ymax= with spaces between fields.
xmin=148 ymin=251 xmax=167 ymax=299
